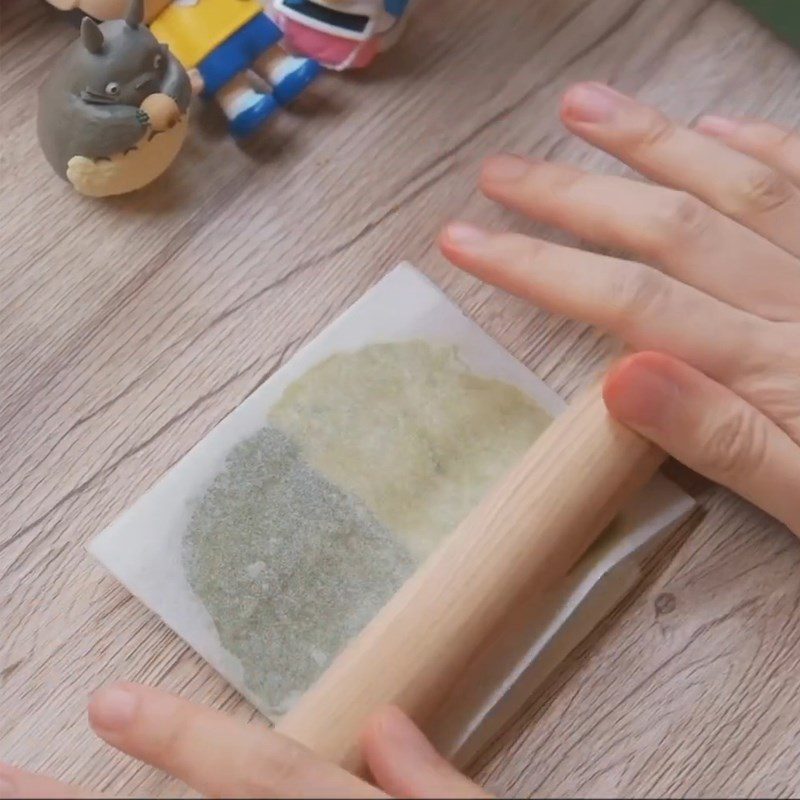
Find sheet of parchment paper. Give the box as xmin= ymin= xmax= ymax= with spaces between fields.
xmin=89 ymin=263 xmax=694 ymax=758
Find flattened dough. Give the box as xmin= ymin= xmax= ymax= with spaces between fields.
xmin=270 ymin=341 xmax=552 ymax=560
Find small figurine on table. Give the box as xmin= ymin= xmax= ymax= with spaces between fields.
xmin=149 ymin=0 xmax=322 ymax=138
xmin=271 ymin=0 xmax=412 ymax=70
xmin=45 ymin=0 xmax=170 ymax=21
xmin=38 ymin=0 xmax=193 ymax=197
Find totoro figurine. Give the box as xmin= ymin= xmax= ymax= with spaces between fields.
xmin=37 ymin=0 xmax=192 ymax=197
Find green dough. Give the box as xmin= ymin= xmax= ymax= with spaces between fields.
xmin=269 ymin=341 xmax=552 ymax=560
xmin=183 ymin=340 xmax=553 ymax=713
xmin=183 ymin=427 xmax=415 ymax=713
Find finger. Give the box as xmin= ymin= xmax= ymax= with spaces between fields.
xmin=561 ymin=82 xmax=800 ymax=257
xmin=361 ymin=707 xmax=491 ymax=799
xmin=696 ymin=117 xmax=800 ymax=186
xmin=479 ymin=155 xmax=800 ymax=321
xmin=439 ymin=222 xmax=767 ymax=385
xmin=0 ymin=763 xmax=103 ymax=799
xmin=604 ymin=352 xmax=800 ymax=536
xmin=88 ymin=683 xmax=385 ymax=799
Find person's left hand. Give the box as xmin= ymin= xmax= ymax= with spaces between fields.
xmin=0 ymin=683 xmax=489 ymax=798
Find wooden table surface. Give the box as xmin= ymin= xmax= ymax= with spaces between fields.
xmin=2 ymin=0 xmax=800 ymax=796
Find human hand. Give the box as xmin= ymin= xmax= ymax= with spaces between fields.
xmin=440 ymin=83 xmax=800 ymax=536
xmin=0 ymin=683 xmax=489 ymax=798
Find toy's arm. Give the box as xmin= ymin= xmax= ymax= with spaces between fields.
xmin=72 ymin=97 xmax=149 ymax=158
xmin=161 ymin=50 xmax=192 ymax=111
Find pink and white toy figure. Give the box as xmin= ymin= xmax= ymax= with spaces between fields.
xmin=271 ymin=0 xmax=411 ymax=71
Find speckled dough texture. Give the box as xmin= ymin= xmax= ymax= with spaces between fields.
xmin=270 ymin=341 xmax=552 ymax=560
xmin=90 ymin=265 xmax=693 ymax=750
xmin=183 ymin=341 xmax=552 ymax=712
xmin=183 ymin=426 xmax=415 ymax=713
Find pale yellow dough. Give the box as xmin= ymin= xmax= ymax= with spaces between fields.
xmin=269 ymin=341 xmax=552 ymax=560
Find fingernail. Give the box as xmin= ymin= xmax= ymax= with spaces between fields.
xmin=563 ymin=83 xmax=626 ymax=124
xmin=605 ymin=357 xmax=680 ymax=430
xmin=696 ymin=115 xmax=739 ymax=137
xmin=0 ymin=775 xmax=18 ymax=799
xmin=444 ymin=222 xmax=489 ymax=247
xmin=482 ymin=154 xmax=529 ymax=182
xmin=89 ymin=684 xmax=138 ymax=732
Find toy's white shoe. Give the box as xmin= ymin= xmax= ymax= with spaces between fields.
xmin=267 ymin=55 xmax=323 ymax=105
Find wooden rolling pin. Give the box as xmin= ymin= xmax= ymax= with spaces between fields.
xmin=276 ymin=381 xmax=665 ymax=773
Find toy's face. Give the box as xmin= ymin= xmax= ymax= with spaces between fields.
xmin=274 ymin=0 xmax=405 ymax=37
xmin=274 ymin=0 xmax=410 ymax=69
xmin=46 ymin=0 xmax=171 ymax=22
xmin=69 ymin=19 xmax=172 ymax=106
xmin=327 ymin=0 xmax=395 ymax=33
xmin=81 ymin=39 xmax=169 ymax=107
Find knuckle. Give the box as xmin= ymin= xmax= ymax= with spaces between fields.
xmin=772 ymin=126 xmax=797 ymax=155
xmin=242 ymin=740 xmax=306 ymax=794
xmin=756 ymin=123 xmax=798 ymax=158
xmin=763 ymin=125 xmax=797 ymax=152
xmin=612 ymin=265 xmax=665 ymax=325
xmin=651 ymin=192 xmax=712 ymax=253
xmin=516 ymin=235 xmax=550 ymax=272
xmin=152 ymin=702 xmax=221 ymax=774
xmin=548 ymin=165 xmax=586 ymax=197
xmin=700 ymin=408 xmax=768 ymax=478
xmin=632 ymin=110 xmax=676 ymax=150
xmin=158 ymin=710 xmax=191 ymax=765
xmin=732 ymin=167 xmax=796 ymax=216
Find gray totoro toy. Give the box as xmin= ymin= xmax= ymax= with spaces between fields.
xmin=37 ymin=0 xmax=192 ymax=197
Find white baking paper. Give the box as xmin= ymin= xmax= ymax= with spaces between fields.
xmin=89 ymin=263 xmax=694 ymax=758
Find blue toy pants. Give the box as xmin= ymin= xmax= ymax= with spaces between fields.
xmin=198 ymin=14 xmax=283 ymax=96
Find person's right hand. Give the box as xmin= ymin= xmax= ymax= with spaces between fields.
xmin=440 ymin=83 xmax=800 ymax=536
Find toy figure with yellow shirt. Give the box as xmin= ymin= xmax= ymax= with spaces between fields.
xmin=147 ymin=0 xmax=322 ymax=138
xmin=46 ymin=0 xmax=321 ymax=138
xmin=46 ymin=0 xmax=412 ymax=73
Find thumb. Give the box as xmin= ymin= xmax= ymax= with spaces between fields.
xmin=603 ymin=352 xmax=800 ymax=536
xmin=361 ymin=707 xmax=492 ymax=799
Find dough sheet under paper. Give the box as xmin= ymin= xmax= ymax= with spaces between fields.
xmin=89 ymin=264 xmax=695 ymax=754
xmin=184 ymin=340 xmax=552 ymax=711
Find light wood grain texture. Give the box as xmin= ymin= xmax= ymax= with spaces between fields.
xmin=1 ymin=0 xmax=799 ymax=797
xmin=277 ymin=386 xmax=663 ymax=772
